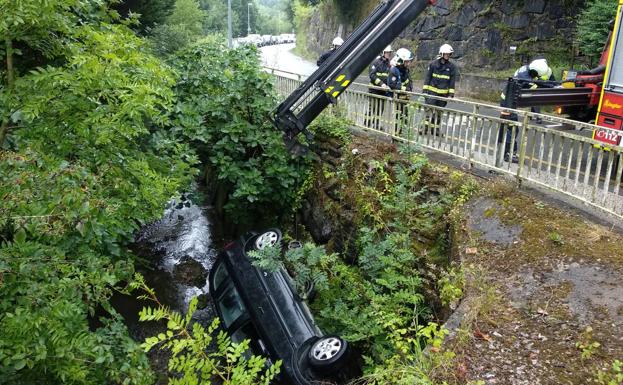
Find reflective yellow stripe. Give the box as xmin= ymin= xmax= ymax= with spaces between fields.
xmin=432 ymin=73 xmax=450 ymax=79
xmin=325 ymin=86 xmax=334 ymax=93
xmin=374 ymin=78 xmax=382 ymax=85
xmin=336 ymin=74 xmax=345 ymax=82
xmin=448 ymin=89 xmax=455 ymax=93
xmin=332 ymin=91 xmax=339 ymax=97
xmin=402 ymin=79 xmax=410 ymax=85
xmin=424 ymin=85 xmax=450 ymax=94
xmin=375 ymin=72 xmax=389 ymax=78
xmin=342 ymin=80 xmax=350 ymax=87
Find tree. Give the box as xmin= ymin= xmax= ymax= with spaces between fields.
xmin=0 ymin=0 xmax=111 ymax=144
xmin=576 ymin=0 xmax=618 ymax=62
xmin=112 ymin=0 xmax=176 ymax=33
xmin=168 ymin=37 xmax=312 ymax=226
xmin=149 ymin=0 xmax=207 ymax=56
xmin=0 ymin=1 xmax=198 ymax=383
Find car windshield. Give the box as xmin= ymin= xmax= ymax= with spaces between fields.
xmin=217 ymin=284 xmax=247 ymax=328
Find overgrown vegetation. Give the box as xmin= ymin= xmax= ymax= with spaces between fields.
xmin=168 ymin=37 xmax=312 ymax=225
xmin=0 ymin=2 xmax=195 ymax=383
xmin=0 ymin=0 xmax=303 ymax=382
xmin=576 ymin=0 xmax=618 ymax=63
xmin=249 ymin=134 xmax=479 ymax=381
xmin=131 ymin=274 xmax=281 ymax=384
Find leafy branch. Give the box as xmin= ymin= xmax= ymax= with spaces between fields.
xmin=129 ymin=273 xmax=281 ymax=385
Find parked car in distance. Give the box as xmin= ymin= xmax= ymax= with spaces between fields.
xmin=209 ymin=229 xmax=360 ymax=385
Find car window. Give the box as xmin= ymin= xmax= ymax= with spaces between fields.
xmin=217 ymin=284 xmax=247 ymax=328
xmin=211 ymin=261 xmax=230 ymax=292
xmin=231 ymin=322 xmax=271 ymax=360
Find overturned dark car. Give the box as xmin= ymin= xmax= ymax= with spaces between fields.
xmin=209 ymin=229 xmax=360 ymax=385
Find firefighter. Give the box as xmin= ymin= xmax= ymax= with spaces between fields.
xmin=366 ymin=45 xmax=393 ymax=129
xmin=423 ymin=44 xmax=457 ymax=133
xmin=317 ymin=37 xmax=344 ymax=66
xmin=388 ymin=48 xmax=414 ymax=135
xmin=498 ymin=58 xmax=555 ymax=163
xmin=388 ymin=48 xmax=414 ymax=93
xmin=514 ymin=58 xmax=555 ymax=122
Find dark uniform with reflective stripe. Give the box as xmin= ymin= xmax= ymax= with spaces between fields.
xmin=366 ymin=56 xmax=392 ymax=129
xmin=317 ymin=49 xmax=334 ymax=66
xmin=388 ymin=65 xmax=412 ymax=94
xmin=368 ymin=56 xmax=391 ymax=95
xmin=423 ymin=57 xmax=457 ymax=107
xmin=388 ymin=65 xmax=413 ymax=134
xmin=498 ymin=65 xmax=556 ymax=162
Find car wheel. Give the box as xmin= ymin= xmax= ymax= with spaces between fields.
xmin=308 ymin=336 xmax=348 ymax=371
xmin=254 ymin=229 xmax=282 ymax=250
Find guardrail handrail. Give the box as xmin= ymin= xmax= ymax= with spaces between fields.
xmin=263 ymin=66 xmax=623 ymax=137
xmin=266 ymin=68 xmax=623 ymax=221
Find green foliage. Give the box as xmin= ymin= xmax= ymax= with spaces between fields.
xmin=0 ymin=2 xmax=198 ymax=383
xmin=308 ymin=110 xmax=352 ymax=145
xmin=595 ymin=360 xmax=623 ymax=385
xmin=438 ymin=266 xmax=465 ymax=308
xmin=292 ymin=0 xmax=314 ymax=57
xmin=248 ymin=242 xmax=336 ymax=298
xmin=363 ymin=323 xmax=453 ymax=385
xmin=576 ymin=326 xmax=601 ymax=360
xmin=131 ymin=274 xmax=281 ymax=385
xmin=200 ymin=0 xmax=228 ymax=34
xmin=149 ymin=0 xmax=207 ymax=56
xmin=548 ymin=231 xmax=565 ymax=246
xmin=305 ymin=152 xmax=473 ymax=372
xmin=169 ymin=37 xmax=311 ymax=224
xmin=576 ymin=0 xmax=618 ymax=62
xmin=112 ymin=0 xmax=176 ymax=33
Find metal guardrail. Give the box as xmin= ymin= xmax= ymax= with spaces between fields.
xmin=265 ymin=67 xmax=623 ymax=221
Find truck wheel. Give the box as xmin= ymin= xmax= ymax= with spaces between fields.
xmin=308 ymin=336 xmax=349 ymax=371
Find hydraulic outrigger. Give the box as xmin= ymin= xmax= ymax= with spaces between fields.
xmin=271 ymin=0 xmax=436 ymax=154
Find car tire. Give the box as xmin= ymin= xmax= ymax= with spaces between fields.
xmin=308 ymin=336 xmax=349 ymax=372
xmin=253 ymin=229 xmax=282 ymax=250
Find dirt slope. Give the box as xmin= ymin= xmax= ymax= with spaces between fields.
xmin=445 ymin=182 xmax=623 ymax=385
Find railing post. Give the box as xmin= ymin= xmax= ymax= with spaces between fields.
xmin=516 ymin=112 xmax=529 ymax=186
xmin=468 ymin=104 xmax=478 ymax=168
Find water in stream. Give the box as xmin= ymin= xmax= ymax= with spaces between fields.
xmin=131 ymin=195 xmax=218 ymax=323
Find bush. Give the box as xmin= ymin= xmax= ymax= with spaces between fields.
xmin=576 ymin=0 xmax=618 ymax=62
xmin=169 ymin=37 xmax=312 ymax=225
xmin=1 ymin=9 xmax=197 ymax=383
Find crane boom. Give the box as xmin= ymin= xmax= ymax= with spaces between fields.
xmin=272 ymin=0 xmax=435 ymax=153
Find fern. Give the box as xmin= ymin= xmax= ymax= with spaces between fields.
xmin=131 ymin=274 xmax=281 ymax=384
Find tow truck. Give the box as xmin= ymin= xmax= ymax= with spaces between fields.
xmin=593 ymin=0 xmax=623 ymax=147
xmin=501 ymin=0 xmax=623 ymax=150
xmin=272 ymin=0 xmax=436 ymax=154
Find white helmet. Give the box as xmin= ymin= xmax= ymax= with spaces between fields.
xmin=395 ymin=48 xmax=414 ymax=63
xmin=439 ymin=43 xmax=454 ymax=55
xmin=383 ymin=45 xmax=393 ymax=53
xmin=529 ymin=58 xmax=552 ymax=79
xmin=332 ymin=36 xmax=344 ymax=47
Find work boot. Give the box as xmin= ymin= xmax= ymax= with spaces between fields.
xmin=504 ymin=153 xmax=519 ymax=163
xmin=535 ymin=117 xmax=543 ymax=124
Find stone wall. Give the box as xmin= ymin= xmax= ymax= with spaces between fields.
xmin=456 ymin=73 xmax=508 ymax=101
xmin=301 ymin=0 xmax=584 ymax=71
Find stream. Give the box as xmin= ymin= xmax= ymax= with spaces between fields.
xmin=116 ymin=194 xmax=219 ymax=342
